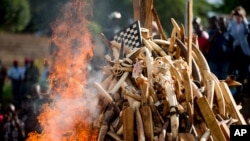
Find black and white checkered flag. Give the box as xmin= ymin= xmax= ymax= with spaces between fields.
xmin=113 ymin=20 xmax=142 ymax=48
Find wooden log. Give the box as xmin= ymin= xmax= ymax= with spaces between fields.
xmin=133 ymin=0 xmax=140 ymax=21
xmin=141 ymin=0 xmax=154 ymax=35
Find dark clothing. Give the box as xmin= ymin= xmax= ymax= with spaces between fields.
xmin=0 ymin=66 xmax=7 ymax=102
xmin=208 ymin=30 xmax=234 ymax=80
xmin=7 ymin=66 xmax=22 ymax=105
xmin=23 ymin=66 xmax=39 ymax=98
xmin=229 ymin=45 xmax=250 ymax=85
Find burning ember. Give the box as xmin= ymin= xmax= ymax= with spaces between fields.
xmin=27 ymin=0 xmax=99 ymax=140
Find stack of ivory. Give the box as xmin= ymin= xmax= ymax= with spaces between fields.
xmin=93 ymin=18 xmax=246 ymax=141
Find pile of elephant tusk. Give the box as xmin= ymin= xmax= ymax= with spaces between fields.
xmin=93 ymin=18 xmax=246 ymax=141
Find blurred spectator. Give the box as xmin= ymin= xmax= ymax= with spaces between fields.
xmin=2 ymin=103 xmax=25 ymax=141
xmin=40 ymin=59 xmax=49 ymax=83
xmin=192 ymin=17 xmax=210 ymax=60
xmin=19 ymin=58 xmax=30 ymax=104
xmin=7 ymin=60 xmax=22 ymax=106
xmin=102 ymin=11 xmax=122 ymax=41
xmin=208 ymin=16 xmax=234 ymax=80
xmin=19 ymin=58 xmax=30 ymax=81
xmin=0 ymin=59 xmax=7 ymax=102
xmin=208 ymin=16 xmax=218 ymax=37
xmin=39 ymin=59 xmax=50 ymax=95
xmin=24 ymin=59 xmax=40 ymax=99
xmin=227 ymin=6 xmax=250 ymax=97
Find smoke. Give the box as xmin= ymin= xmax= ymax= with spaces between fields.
xmin=27 ymin=0 xmax=101 ymax=140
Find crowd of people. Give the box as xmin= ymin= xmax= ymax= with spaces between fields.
xmin=193 ymin=6 xmax=250 ymax=107
xmin=0 ymin=58 xmax=49 ymax=140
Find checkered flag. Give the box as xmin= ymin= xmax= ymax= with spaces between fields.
xmin=113 ymin=20 xmax=142 ymax=48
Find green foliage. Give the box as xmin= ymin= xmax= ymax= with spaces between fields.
xmin=154 ymin=0 xmax=212 ymax=35
xmin=26 ymin=0 xmax=69 ymax=35
xmin=2 ymin=81 xmax=12 ymax=102
xmin=0 ymin=0 xmax=30 ymax=32
xmin=216 ymin=0 xmax=250 ymax=16
xmin=90 ymin=21 xmax=102 ymax=35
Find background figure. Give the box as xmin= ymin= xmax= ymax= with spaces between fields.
xmin=208 ymin=16 xmax=234 ymax=80
xmin=24 ymin=59 xmax=40 ymax=99
xmin=0 ymin=59 xmax=7 ymax=102
xmin=2 ymin=103 xmax=25 ymax=141
xmin=19 ymin=58 xmax=30 ymax=103
xmin=192 ymin=17 xmax=210 ymax=60
xmin=227 ymin=6 xmax=250 ymax=101
xmin=102 ymin=11 xmax=122 ymax=41
xmin=7 ymin=60 xmax=22 ymax=106
xmin=39 ymin=59 xmax=50 ymax=95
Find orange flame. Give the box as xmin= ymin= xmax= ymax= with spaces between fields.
xmin=26 ymin=0 xmax=98 ymax=140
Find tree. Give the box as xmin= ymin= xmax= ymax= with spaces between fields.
xmin=25 ymin=0 xmax=69 ymax=35
xmin=0 ymin=0 xmax=30 ymax=32
xmin=154 ymin=0 xmax=212 ymax=35
xmin=215 ymin=0 xmax=250 ymax=16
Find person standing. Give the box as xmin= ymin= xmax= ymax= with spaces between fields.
xmin=0 ymin=59 xmax=7 ymax=102
xmin=2 ymin=103 xmax=25 ymax=141
xmin=208 ymin=17 xmax=234 ymax=80
xmin=227 ymin=6 xmax=250 ymax=98
xmin=192 ymin=17 xmax=210 ymax=60
xmin=19 ymin=58 xmax=30 ymax=103
xmin=7 ymin=60 xmax=22 ymax=106
xmin=23 ymin=59 xmax=40 ymax=98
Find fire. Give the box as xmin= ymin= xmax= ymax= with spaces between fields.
xmin=26 ymin=0 xmax=99 ymax=140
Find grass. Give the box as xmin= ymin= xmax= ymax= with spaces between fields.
xmin=2 ymin=81 xmax=12 ymax=106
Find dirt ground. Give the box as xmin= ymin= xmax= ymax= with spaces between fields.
xmin=0 ymin=32 xmax=51 ymax=69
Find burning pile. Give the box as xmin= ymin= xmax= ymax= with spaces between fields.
xmin=25 ymin=0 xmax=246 ymax=140
xmin=93 ymin=18 xmax=246 ymax=141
